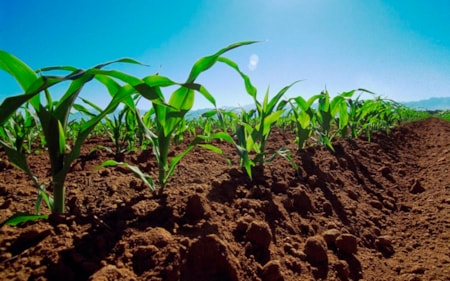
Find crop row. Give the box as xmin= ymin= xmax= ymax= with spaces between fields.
xmin=0 ymin=41 xmax=433 ymax=225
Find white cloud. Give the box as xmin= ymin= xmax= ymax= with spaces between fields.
xmin=248 ymin=54 xmax=259 ymax=71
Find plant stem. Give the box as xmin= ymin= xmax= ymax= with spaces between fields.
xmin=52 ymin=181 xmax=65 ymax=214
xmin=158 ymin=134 xmax=171 ymax=190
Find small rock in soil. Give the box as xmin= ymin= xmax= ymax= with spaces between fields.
xmin=183 ymin=234 xmax=240 ymax=281
xmin=292 ymin=188 xmax=312 ymax=213
xmin=185 ymin=194 xmax=211 ymax=221
xmin=261 ymin=260 xmax=284 ymax=281
xmin=88 ymin=264 xmax=136 ymax=281
xmin=272 ymin=181 xmax=289 ymax=194
xmin=304 ymin=235 xmax=328 ymax=264
xmin=322 ymin=229 xmax=341 ymax=246
xmin=333 ymin=260 xmax=350 ymax=280
xmin=245 ymin=220 xmax=272 ymax=248
xmin=375 ymin=235 xmax=395 ymax=257
xmin=335 ymin=233 xmax=358 ymax=254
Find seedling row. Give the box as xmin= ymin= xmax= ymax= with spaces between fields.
xmin=0 ymin=42 xmax=437 ymax=225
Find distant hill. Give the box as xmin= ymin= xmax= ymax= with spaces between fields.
xmin=402 ymin=97 xmax=450 ymax=110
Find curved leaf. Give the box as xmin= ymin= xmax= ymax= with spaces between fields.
xmin=1 ymin=213 xmax=48 ymax=227
xmin=217 ymin=56 xmax=257 ymax=98
xmin=187 ymin=41 xmax=259 ymax=83
xmin=0 ymin=50 xmax=37 ymax=91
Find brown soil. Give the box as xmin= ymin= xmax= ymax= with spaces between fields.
xmin=0 ymin=117 xmax=449 ymax=281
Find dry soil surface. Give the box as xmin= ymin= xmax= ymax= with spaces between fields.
xmin=0 ymin=117 xmax=449 ymax=281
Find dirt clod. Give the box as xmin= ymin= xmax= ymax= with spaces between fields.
xmin=261 ymin=260 xmax=284 ymax=281
xmin=375 ymin=235 xmax=395 ymax=257
xmin=184 ymin=194 xmax=210 ymax=221
xmin=88 ymin=264 xmax=136 ymax=281
xmin=322 ymin=229 xmax=341 ymax=246
xmin=335 ymin=233 xmax=358 ymax=254
xmin=304 ymin=235 xmax=328 ymax=264
xmin=183 ymin=234 xmax=240 ymax=281
xmin=245 ymin=220 xmax=273 ymax=248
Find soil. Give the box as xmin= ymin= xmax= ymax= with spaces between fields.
xmin=0 ymin=117 xmax=449 ymax=281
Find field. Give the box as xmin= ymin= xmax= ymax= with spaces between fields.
xmin=0 ymin=117 xmax=449 ymax=281
xmin=1 ymin=43 xmax=450 ymax=280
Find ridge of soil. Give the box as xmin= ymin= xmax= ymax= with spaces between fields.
xmin=0 ymin=117 xmax=449 ymax=281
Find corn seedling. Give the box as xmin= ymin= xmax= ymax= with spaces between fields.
xmin=283 ymin=95 xmax=317 ymax=151
xmin=0 ymin=103 xmax=39 ymax=154
xmin=310 ymin=90 xmax=362 ymax=150
xmin=119 ymin=41 xmax=260 ymax=191
xmin=0 ymin=50 xmax=144 ymax=219
xmin=224 ymin=81 xmax=300 ymax=178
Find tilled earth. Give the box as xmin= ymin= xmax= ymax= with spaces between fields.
xmin=0 ymin=117 xmax=449 ymax=281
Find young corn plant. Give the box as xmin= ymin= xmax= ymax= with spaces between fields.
xmin=202 ymin=107 xmax=241 ymax=136
xmin=75 ymin=97 xmax=140 ymax=155
xmin=312 ymin=90 xmax=357 ymax=151
xmin=283 ymin=95 xmax=318 ymax=151
xmin=346 ymin=94 xmax=367 ymax=138
xmin=0 ymin=50 xmax=144 ymax=219
xmin=225 ymin=81 xmax=300 ymax=178
xmin=172 ymin=118 xmax=188 ymax=145
xmin=350 ymin=97 xmax=395 ymax=141
xmin=0 ymin=103 xmax=39 ymax=154
xmin=344 ymin=89 xmax=375 ymax=138
xmin=104 ymin=41 xmax=260 ymax=191
xmin=196 ymin=117 xmax=213 ymax=137
xmin=396 ymin=105 xmax=431 ymax=123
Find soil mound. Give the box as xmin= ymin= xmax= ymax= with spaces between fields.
xmin=0 ymin=117 xmax=449 ymax=280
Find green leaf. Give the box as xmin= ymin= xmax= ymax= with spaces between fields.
xmin=93 ymin=57 xmax=147 ymax=70
xmin=125 ymin=164 xmax=156 ymax=191
xmin=95 ymin=160 xmax=156 ymax=191
xmin=209 ymin=131 xmax=235 ymax=143
xmin=201 ymin=109 xmax=219 ymax=118
xmin=198 ymin=144 xmax=223 ymax=154
xmin=0 ymin=50 xmax=37 ymax=91
xmin=54 ymin=74 xmax=93 ymax=126
xmin=217 ymin=56 xmax=257 ymax=98
xmin=94 ymin=159 xmax=120 ymax=171
xmin=183 ymin=83 xmax=217 ymax=108
xmin=0 ymin=140 xmax=33 ymax=177
xmin=73 ymin=103 xmax=97 ymax=118
xmin=263 ymin=110 xmax=284 ymax=136
xmin=0 ymin=76 xmax=59 ymax=125
xmin=274 ymin=147 xmax=299 ymax=175
xmin=57 ymin=120 xmax=66 ymax=155
xmin=143 ymin=75 xmax=177 ymax=87
xmin=169 ymin=87 xmax=194 ymax=111
xmin=298 ymin=111 xmax=311 ymax=128
xmin=187 ymin=41 xmax=259 ymax=83
xmin=267 ymin=80 xmax=302 ymax=113
xmin=1 ymin=213 xmax=48 ymax=227
xmin=36 ymin=184 xmax=54 ymax=214
xmin=339 ymin=90 xmax=356 ymax=99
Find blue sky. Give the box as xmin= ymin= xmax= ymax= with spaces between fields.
xmin=1 ymin=0 xmax=449 ymax=109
